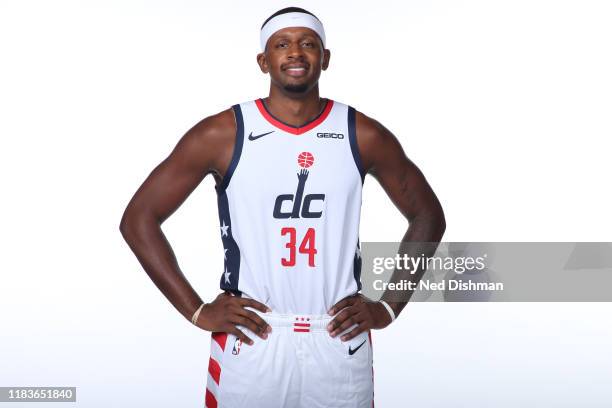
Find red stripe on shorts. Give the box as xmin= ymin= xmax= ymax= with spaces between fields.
xmin=212 ymin=332 xmax=228 ymax=351
xmin=205 ymin=388 xmax=217 ymax=408
xmin=208 ymin=357 xmax=221 ymax=385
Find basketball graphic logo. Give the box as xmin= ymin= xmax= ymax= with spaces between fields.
xmin=297 ymin=152 xmax=315 ymax=168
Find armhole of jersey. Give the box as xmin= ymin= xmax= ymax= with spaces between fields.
xmin=348 ymin=106 xmax=366 ymax=183
xmin=215 ymin=104 xmax=244 ymax=193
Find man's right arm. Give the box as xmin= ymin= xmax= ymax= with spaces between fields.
xmin=119 ymin=108 xmax=270 ymax=344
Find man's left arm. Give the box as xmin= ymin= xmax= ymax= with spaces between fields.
xmin=327 ymin=110 xmax=446 ymax=341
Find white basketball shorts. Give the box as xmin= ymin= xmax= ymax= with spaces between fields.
xmin=205 ymin=310 xmax=375 ymax=408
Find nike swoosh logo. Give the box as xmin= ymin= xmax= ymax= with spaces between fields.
xmin=248 ymin=131 xmax=275 ymax=141
xmin=348 ymin=340 xmax=366 ymax=355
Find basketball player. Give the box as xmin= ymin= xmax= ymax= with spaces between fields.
xmin=120 ymin=7 xmax=445 ymax=407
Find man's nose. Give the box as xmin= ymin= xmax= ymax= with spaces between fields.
xmin=287 ymin=42 xmax=304 ymax=58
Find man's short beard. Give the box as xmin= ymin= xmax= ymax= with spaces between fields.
xmin=283 ymin=82 xmax=309 ymax=94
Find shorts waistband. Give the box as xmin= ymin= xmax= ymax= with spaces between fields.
xmin=248 ymin=309 xmax=334 ymax=332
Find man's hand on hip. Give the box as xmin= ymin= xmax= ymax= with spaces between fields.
xmin=195 ymin=292 xmax=272 ymax=345
xmin=327 ymin=294 xmax=393 ymax=341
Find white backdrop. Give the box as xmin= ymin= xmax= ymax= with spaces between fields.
xmin=1 ymin=0 xmax=611 ymax=407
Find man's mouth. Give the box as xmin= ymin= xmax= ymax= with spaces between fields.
xmin=283 ymin=64 xmax=309 ymax=77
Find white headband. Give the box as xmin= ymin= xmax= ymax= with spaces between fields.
xmin=260 ymin=12 xmax=326 ymax=52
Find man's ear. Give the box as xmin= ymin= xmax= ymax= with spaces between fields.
xmin=256 ymin=52 xmax=269 ymax=73
xmin=322 ymin=49 xmax=331 ymax=71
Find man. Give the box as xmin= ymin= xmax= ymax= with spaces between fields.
xmin=120 ymin=6 xmax=445 ymax=408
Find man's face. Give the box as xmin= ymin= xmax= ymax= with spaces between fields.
xmin=257 ymin=27 xmax=330 ymax=94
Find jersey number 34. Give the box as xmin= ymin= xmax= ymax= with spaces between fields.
xmin=281 ymin=227 xmax=317 ymax=267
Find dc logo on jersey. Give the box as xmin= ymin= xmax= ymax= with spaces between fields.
xmin=232 ymin=338 xmax=242 ymax=355
xmin=273 ymin=152 xmax=326 ymax=219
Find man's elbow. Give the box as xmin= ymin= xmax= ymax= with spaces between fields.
xmin=415 ymin=206 xmax=446 ymax=241
xmin=119 ymin=203 xmax=162 ymax=242
xmin=119 ymin=208 xmax=135 ymax=241
xmin=119 ymin=205 xmax=146 ymax=242
xmin=437 ymin=213 xmax=446 ymax=239
xmin=434 ymin=207 xmax=446 ymax=240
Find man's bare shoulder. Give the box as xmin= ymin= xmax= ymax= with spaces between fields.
xmin=354 ymin=110 xmax=399 ymax=173
xmin=354 ymin=110 xmax=392 ymax=143
xmin=169 ymin=107 xmax=237 ymax=179
xmin=186 ymin=107 xmax=237 ymax=146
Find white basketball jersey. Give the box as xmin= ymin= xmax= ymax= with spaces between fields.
xmin=215 ymin=98 xmax=364 ymax=314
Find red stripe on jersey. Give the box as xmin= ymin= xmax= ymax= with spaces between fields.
xmin=255 ymin=98 xmax=334 ymax=135
xmin=205 ymin=388 xmax=218 ymax=408
xmin=293 ymin=328 xmax=310 ymax=332
xmin=208 ymin=357 xmax=221 ymax=385
xmin=212 ymin=332 xmax=228 ymax=351
xmin=294 ymin=323 xmax=311 ymax=327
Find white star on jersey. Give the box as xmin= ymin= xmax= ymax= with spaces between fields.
xmin=224 ymin=248 xmax=228 ymax=260
xmin=224 ymin=267 xmax=231 ymax=284
xmin=220 ymin=220 xmax=229 ymax=237
xmin=355 ymin=245 xmax=361 ymax=259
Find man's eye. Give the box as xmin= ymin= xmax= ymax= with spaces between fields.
xmin=302 ymin=42 xmax=314 ymax=47
xmin=276 ymin=43 xmax=288 ymax=48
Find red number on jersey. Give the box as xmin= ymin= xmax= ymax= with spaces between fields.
xmin=281 ymin=227 xmax=317 ymax=267
xmin=298 ymin=228 xmax=317 ymax=267
xmin=281 ymin=227 xmax=296 ymax=266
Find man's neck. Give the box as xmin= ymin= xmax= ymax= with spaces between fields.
xmin=263 ymin=86 xmax=326 ymax=127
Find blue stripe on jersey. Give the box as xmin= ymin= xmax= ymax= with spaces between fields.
xmin=217 ymin=188 xmax=241 ymax=295
xmin=347 ymin=106 xmax=366 ymax=183
xmin=353 ymin=238 xmax=362 ymax=291
xmin=216 ymin=104 xmax=245 ymax=192
xmin=216 ymin=104 xmax=244 ymax=294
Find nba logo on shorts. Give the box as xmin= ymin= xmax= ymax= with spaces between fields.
xmin=232 ymin=338 xmax=242 ymax=355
